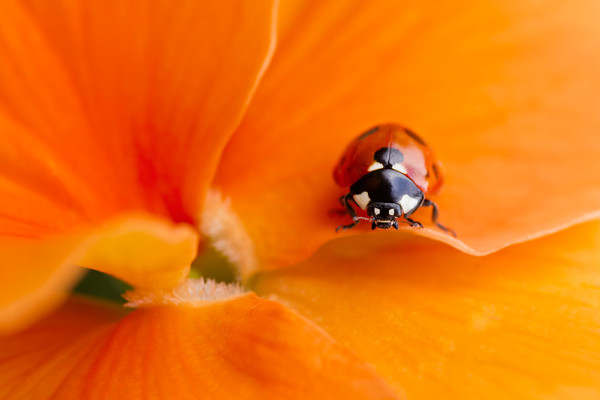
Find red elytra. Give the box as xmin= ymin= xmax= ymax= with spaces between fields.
xmin=334 ymin=124 xmax=443 ymax=195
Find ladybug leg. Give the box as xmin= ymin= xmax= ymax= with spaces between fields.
xmin=403 ymin=216 xmax=423 ymax=229
xmin=336 ymin=193 xmax=360 ymax=231
xmin=422 ymin=199 xmax=456 ymax=237
xmin=327 ymin=195 xmax=350 ymax=216
xmin=338 ymin=194 xmax=348 ymax=209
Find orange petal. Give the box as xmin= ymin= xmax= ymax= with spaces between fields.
xmin=253 ymin=221 xmax=600 ymax=398
xmin=0 ymin=1 xmax=276 ymax=325
xmin=0 ymin=0 xmax=277 ymax=228
xmin=0 ymin=214 xmax=198 ymax=333
xmin=0 ymin=293 xmax=400 ymax=399
xmin=213 ymin=1 xmax=600 ymax=272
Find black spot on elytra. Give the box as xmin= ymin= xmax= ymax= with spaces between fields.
xmin=358 ymin=125 xmax=380 ymax=140
xmin=374 ymin=147 xmax=403 ymax=167
xmin=431 ymin=163 xmax=440 ymax=179
xmin=404 ymin=128 xmax=427 ymax=146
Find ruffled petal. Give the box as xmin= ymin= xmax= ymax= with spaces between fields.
xmin=214 ymin=0 xmax=600 ymax=272
xmin=253 ymin=221 xmax=600 ymax=398
xmin=0 ymin=294 xmax=400 ymax=399
xmin=0 ymin=214 xmax=198 ymax=333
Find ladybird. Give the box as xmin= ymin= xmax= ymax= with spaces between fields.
xmin=334 ymin=123 xmax=455 ymax=235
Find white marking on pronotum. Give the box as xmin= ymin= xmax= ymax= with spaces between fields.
xmin=389 ymin=208 xmax=395 ymax=216
xmin=367 ymin=162 xmax=384 ymax=172
xmin=392 ymin=163 xmax=408 ymax=174
xmin=400 ymin=195 xmax=420 ymax=214
xmin=353 ymin=191 xmax=371 ymax=210
xmin=374 ymin=208 xmax=381 ymax=215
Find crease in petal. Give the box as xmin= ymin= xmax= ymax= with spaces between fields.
xmin=253 ymin=220 xmax=600 ymax=399
xmin=0 ymin=295 xmax=401 ymax=400
xmin=214 ymin=0 xmax=600 ymax=272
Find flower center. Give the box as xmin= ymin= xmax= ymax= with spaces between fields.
xmin=72 ymin=190 xmax=255 ymax=307
xmin=122 ymin=189 xmax=257 ymax=307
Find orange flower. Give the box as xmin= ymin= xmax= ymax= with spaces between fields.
xmin=2 ymin=0 xmax=600 ymax=398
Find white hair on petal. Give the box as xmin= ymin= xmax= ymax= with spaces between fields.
xmin=124 ymin=278 xmax=244 ymax=307
xmin=200 ymin=189 xmax=257 ymax=277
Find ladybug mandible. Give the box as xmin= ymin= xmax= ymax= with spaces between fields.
xmin=334 ymin=123 xmax=455 ymax=235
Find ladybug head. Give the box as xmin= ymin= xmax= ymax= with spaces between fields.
xmin=366 ymin=202 xmax=401 ymax=230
